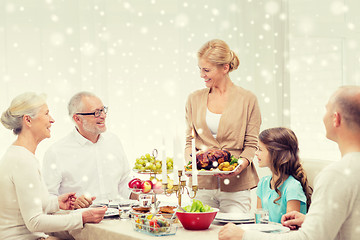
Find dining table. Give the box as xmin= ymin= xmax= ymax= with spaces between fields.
xmin=69 ymin=217 xmax=223 ymax=240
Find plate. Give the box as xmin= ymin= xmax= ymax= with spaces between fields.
xmin=92 ymin=199 xmax=139 ymax=208
xmin=118 ymin=199 xmax=139 ymax=207
xmin=185 ymin=164 xmax=241 ymax=176
xmin=132 ymin=169 xmax=173 ymax=174
xmin=215 ymin=212 xmax=254 ymax=222
xmin=240 ymin=223 xmax=290 ymax=233
xmin=104 ymin=207 xmax=119 ymax=218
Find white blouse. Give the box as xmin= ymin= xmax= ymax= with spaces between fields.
xmin=0 ymin=145 xmax=83 ymax=240
xmin=206 ymin=108 xmax=222 ymax=138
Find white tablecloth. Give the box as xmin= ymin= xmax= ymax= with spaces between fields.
xmin=70 ymin=218 xmax=221 ymax=240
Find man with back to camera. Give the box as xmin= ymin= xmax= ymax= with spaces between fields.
xmin=43 ymin=91 xmax=136 ymax=209
xmin=218 ymin=85 xmax=360 ymax=240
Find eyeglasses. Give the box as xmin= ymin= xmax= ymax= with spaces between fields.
xmin=76 ymin=106 xmax=108 ymax=118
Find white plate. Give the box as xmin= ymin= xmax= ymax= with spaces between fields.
xmin=240 ymin=223 xmax=290 ymax=233
xmin=117 ymin=199 xmax=139 ymax=207
xmin=92 ymin=199 xmax=138 ymax=208
xmin=185 ymin=164 xmax=241 ymax=176
xmin=104 ymin=208 xmax=119 ymax=218
xmin=215 ymin=219 xmax=254 ymax=224
xmin=215 ymin=212 xmax=254 ymax=221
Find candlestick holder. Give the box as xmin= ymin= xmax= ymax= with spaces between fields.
xmin=162 ymin=169 xmax=198 ymax=207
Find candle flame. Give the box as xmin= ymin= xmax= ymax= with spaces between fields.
xmin=192 ymin=129 xmax=195 ymax=138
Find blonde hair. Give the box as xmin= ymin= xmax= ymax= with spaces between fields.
xmin=1 ymin=92 xmax=46 ymax=135
xmin=197 ymin=39 xmax=240 ymax=72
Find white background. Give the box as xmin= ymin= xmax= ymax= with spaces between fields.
xmin=1 ymin=0 xmax=359 ymax=170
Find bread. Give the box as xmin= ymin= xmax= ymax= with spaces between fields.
xmin=159 ymin=206 xmax=176 ymax=214
xmin=132 ymin=206 xmax=151 ymax=213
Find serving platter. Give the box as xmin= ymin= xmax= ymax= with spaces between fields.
xmin=185 ymin=164 xmax=241 ymax=176
xmin=132 ymin=169 xmax=173 ymax=174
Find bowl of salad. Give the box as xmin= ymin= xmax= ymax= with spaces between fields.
xmin=176 ymin=200 xmax=219 ymax=230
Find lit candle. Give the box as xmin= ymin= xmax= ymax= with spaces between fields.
xmin=173 ymin=165 xmax=179 ymax=185
xmin=162 ymin=137 xmax=167 ymax=184
xmin=173 ymin=131 xmax=186 ymax=182
xmin=192 ymin=129 xmax=198 ymax=186
xmin=180 ymin=168 xmax=185 ymax=182
xmin=162 ymin=157 xmax=167 ymax=184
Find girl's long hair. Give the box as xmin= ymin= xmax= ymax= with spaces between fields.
xmin=259 ymin=127 xmax=312 ymax=210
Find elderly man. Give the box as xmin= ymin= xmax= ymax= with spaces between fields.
xmin=219 ymin=85 xmax=360 ymax=240
xmin=43 ymin=92 xmax=135 ymax=209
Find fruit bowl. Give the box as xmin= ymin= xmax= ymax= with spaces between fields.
xmin=176 ymin=208 xmax=219 ymax=230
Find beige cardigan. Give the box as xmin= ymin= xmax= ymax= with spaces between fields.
xmin=185 ymin=84 xmax=261 ymax=192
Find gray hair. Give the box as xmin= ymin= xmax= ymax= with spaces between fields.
xmin=1 ymin=92 xmax=46 ymax=135
xmin=68 ymin=91 xmax=97 ymax=117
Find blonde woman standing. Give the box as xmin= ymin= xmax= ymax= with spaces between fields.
xmin=0 ymin=92 xmax=106 ymax=240
xmin=185 ymin=39 xmax=261 ymax=213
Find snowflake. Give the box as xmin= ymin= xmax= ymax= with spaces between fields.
xmin=51 ymin=15 xmax=59 ymax=22
xmin=347 ymin=23 xmax=355 ymax=30
xmin=81 ymin=42 xmax=97 ymax=56
xmin=283 ymin=109 xmax=290 ymax=117
xmin=343 ymin=168 xmax=351 ymax=175
xmin=212 ymin=8 xmax=219 ymax=16
xmin=107 ymin=153 xmax=115 ymax=160
xmin=34 ymin=198 xmax=41 ymax=205
xmin=5 ymin=3 xmax=15 ymax=13
xmin=265 ymin=1 xmax=280 ymax=15
xmin=50 ymin=33 xmax=64 ymax=46
xmin=123 ymin=2 xmax=131 ymax=9
xmin=330 ymin=1 xmax=348 ymax=15
xmin=229 ymin=4 xmax=238 ymax=12
xmin=175 ymin=14 xmax=189 ymax=27
xmin=263 ymin=24 xmax=271 ymax=31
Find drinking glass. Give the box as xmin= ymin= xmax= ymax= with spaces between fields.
xmin=139 ymin=194 xmax=152 ymax=207
xmin=255 ymin=209 xmax=269 ymax=224
xmin=118 ymin=204 xmax=132 ymax=219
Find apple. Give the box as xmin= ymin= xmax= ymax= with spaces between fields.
xmin=128 ymin=178 xmax=142 ymax=189
xmin=141 ymin=181 xmax=152 ymax=193
xmin=152 ymin=181 xmax=164 ymax=194
xmin=144 ymin=180 xmax=153 ymax=189
xmin=128 ymin=178 xmax=140 ymax=188
xmin=132 ymin=180 xmax=142 ymax=190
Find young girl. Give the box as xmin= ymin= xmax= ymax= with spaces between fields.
xmin=255 ymin=127 xmax=312 ymax=223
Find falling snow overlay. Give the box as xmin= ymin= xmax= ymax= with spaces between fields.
xmin=0 ymin=0 xmax=358 ymax=167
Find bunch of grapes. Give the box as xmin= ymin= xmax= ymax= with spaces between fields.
xmin=133 ymin=153 xmax=173 ymax=173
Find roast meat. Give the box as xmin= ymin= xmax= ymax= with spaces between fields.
xmin=196 ymin=149 xmax=231 ymax=170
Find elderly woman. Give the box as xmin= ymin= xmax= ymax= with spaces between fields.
xmin=0 ymin=92 xmax=107 ymax=240
xmin=185 ymin=39 xmax=261 ymax=213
